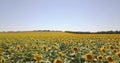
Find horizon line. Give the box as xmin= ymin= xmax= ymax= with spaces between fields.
xmin=0 ymin=29 xmax=120 ymax=32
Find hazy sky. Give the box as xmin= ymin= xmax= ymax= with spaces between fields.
xmin=0 ymin=0 xmax=120 ymax=32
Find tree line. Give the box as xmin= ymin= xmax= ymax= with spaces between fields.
xmin=65 ymin=30 xmax=120 ymax=34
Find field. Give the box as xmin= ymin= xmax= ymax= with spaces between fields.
xmin=0 ymin=32 xmax=120 ymax=63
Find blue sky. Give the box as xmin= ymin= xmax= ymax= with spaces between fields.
xmin=0 ymin=0 xmax=120 ymax=32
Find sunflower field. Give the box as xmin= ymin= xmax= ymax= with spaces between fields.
xmin=0 ymin=32 xmax=120 ymax=63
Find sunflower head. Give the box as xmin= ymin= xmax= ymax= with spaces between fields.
xmin=16 ymin=45 xmax=21 ymax=51
xmin=112 ymin=49 xmax=117 ymax=53
xmin=25 ymin=44 xmax=29 ymax=49
xmin=109 ymin=61 xmax=116 ymax=63
xmin=72 ymin=47 xmax=78 ymax=52
xmin=97 ymin=55 xmax=103 ymax=60
xmin=84 ymin=53 xmax=94 ymax=61
xmin=7 ymin=48 xmax=11 ymax=53
xmin=110 ymin=45 xmax=114 ymax=50
xmin=0 ymin=48 xmax=2 ymax=52
xmin=116 ymin=51 xmax=120 ymax=58
xmin=85 ymin=45 xmax=89 ymax=48
xmin=106 ymin=56 xmax=113 ymax=62
xmin=32 ymin=52 xmax=40 ymax=62
xmin=33 ymin=45 xmax=37 ymax=50
xmin=54 ymin=58 xmax=63 ymax=63
xmin=100 ymin=48 xmax=106 ymax=53
xmin=90 ymin=40 xmax=94 ymax=43
xmin=42 ymin=45 xmax=47 ymax=51
xmin=109 ymin=41 xmax=112 ymax=45
xmin=58 ymin=51 xmax=64 ymax=56
xmin=0 ymin=56 xmax=5 ymax=63
xmin=51 ymin=45 xmax=55 ymax=48
xmin=102 ymin=46 xmax=107 ymax=49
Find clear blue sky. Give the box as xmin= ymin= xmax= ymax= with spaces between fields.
xmin=0 ymin=0 xmax=120 ymax=32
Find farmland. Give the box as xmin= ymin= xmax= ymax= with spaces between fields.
xmin=0 ymin=32 xmax=120 ymax=63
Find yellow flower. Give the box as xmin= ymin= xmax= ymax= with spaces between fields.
xmin=110 ymin=45 xmax=114 ymax=50
xmin=32 ymin=52 xmax=40 ymax=62
xmin=51 ymin=45 xmax=55 ymax=48
xmin=116 ymin=43 xmax=119 ymax=46
xmin=84 ymin=53 xmax=94 ymax=61
xmin=90 ymin=40 xmax=93 ymax=43
xmin=25 ymin=44 xmax=29 ymax=49
xmin=112 ymin=49 xmax=117 ymax=53
xmin=72 ymin=47 xmax=78 ymax=52
xmin=102 ymin=46 xmax=107 ymax=49
xmin=109 ymin=61 xmax=116 ymax=63
xmin=109 ymin=41 xmax=112 ymax=45
xmin=0 ymin=56 xmax=4 ymax=63
xmin=93 ymin=46 xmax=96 ymax=49
xmin=106 ymin=56 xmax=114 ymax=62
xmin=33 ymin=45 xmax=37 ymax=50
xmin=85 ymin=45 xmax=89 ymax=48
xmin=116 ymin=51 xmax=120 ymax=58
xmin=0 ymin=48 xmax=2 ymax=52
xmin=42 ymin=45 xmax=47 ymax=51
xmin=16 ymin=45 xmax=21 ymax=51
xmin=58 ymin=51 xmax=64 ymax=56
xmin=100 ymin=48 xmax=106 ymax=53
xmin=7 ymin=48 xmax=11 ymax=53
xmin=54 ymin=58 xmax=63 ymax=63
xmin=97 ymin=55 xmax=103 ymax=60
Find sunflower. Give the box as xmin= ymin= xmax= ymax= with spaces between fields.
xmin=100 ymin=48 xmax=106 ymax=53
xmin=112 ymin=49 xmax=117 ymax=53
xmin=58 ymin=51 xmax=64 ymax=56
xmin=0 ymin=56 xmax=4 ymax=63
xmin=33 ymin=45 xmax=37 ymax=50
xmin=7 ymin=48 xmax=11 ymax=53
xmin=102 ymin=46 xmax=107 ymax=49
xmin=84 ymin=53 xmax=94 ymax=61
xmin=42 ymin=45 xmax=47 ymax=51
xmin=51 ymin=44 xmax=55 ymax=49
xmin=109 ymin=61 xmax=116 ymax=63
xmin=106 ymin=56 xmax=114 ymax=62
xmin=116 ymin=43 xmax=119 ymax=46
xmin=0 ymin=48 xmax=2 ymax=52
xmin=116 ymin=51 xmax=120 ymax=58
xmin=16 ymin=45 xmax=21 ymax=51
xmin=24 ymin=44 xmax=29 ymax=49
xmin=72 ymin=47 xmax=78 ymax=52
xmin=85 ymin=45 xmax=89 ymax=48
xmin=110 ymin=45 xmax=114 ymax=50
xmin=53 ymin=58 xmax=63 ymax=63
xmin=32 ymin=52 xmax=40 ymax=62
xmin=90 ymin=40 xmax=93 ymax=43
xmin=97 ymin=55 xmax=103 ymax=60
xmin=109 ymin=41 xmax=112 ymax=45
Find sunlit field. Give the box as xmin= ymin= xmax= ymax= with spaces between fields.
xmin=0 ymin=32 xmax=120 ymax=63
